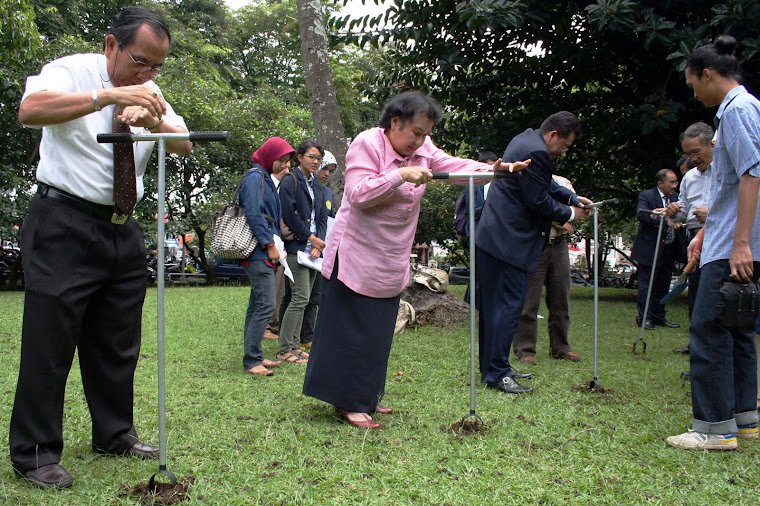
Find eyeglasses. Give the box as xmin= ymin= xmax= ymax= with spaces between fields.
xmin=683 ymin=146 xmax=705 ymax=159
xmin=561 ymin=141 xmax=572 ymax=151
xmin=120 ymin=45 xmax=163 ymax=77
xmin=303 ymin=154 xmax=324 ymax=162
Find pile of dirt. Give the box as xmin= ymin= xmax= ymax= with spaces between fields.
xmin=120 ymin=476 xmax=195 ymax=504
xmin=443 ymin=417 xmax=487 ymax=435
xmin=401 ymin=282 xmax=470 ymax=327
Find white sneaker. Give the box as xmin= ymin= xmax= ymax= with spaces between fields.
xmin=737 ymin=423 xmax=759 ymax=440
xmin=666 ymin=430 xmax=738 ymax=450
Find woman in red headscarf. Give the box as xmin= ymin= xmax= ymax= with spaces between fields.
xmin=239 ymin=137 xmax=295 ymax=376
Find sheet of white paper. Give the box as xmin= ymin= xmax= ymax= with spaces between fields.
xmin=297 ymin=250 xmax=323 ymax=272
xmin=274 ymin=235 xmax=294 ymax=282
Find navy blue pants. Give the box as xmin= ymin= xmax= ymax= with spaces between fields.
xmin=477 ymin=247 xmax=527 ymax=384
xmin=689 ymin=260 xmax=759 ymax=434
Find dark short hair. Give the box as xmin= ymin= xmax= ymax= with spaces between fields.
xmin=656 ymin=169 xmax=675 ymax=182
xmin=296 ymin=139 xmax=324 ymax=157
xmin=107 ymin=6 xmax=171 ymax=48
xmin=686 ymin=34 xmax=740 ymax=81
xmin=676 ymin=156 xmax=688 ymax=170
xmin=478 ymin=151 xmax=499 ymax=163
xmin=540 ymin=111 xmax=583 ymax=139
xmin=679 ymin=121 xmax=714 ymax=145
xmin=378 ymin=91 xmax=442 ymax=128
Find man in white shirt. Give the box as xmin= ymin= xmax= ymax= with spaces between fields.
xmin=666 ymin=122 xmax=714 ymax=356
xmin=10 ymin=7 xmax=191 ymax=489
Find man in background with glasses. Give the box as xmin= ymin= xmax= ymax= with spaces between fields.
xmin=666 ymin=122 xmax=714 ymax=358
xmin=10 ymin=6 xmax=191 ymax=489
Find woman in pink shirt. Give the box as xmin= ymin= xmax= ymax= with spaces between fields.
xmin=303 ymin=91 xmax=529 ymax=429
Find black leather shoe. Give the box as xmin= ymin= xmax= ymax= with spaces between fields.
xmin=673 ymin=346 xmax=690 ymax=354
xmin=635 ymin=318 xmax=655 ymax=330
xmin=487 ymin=376 xmax=533 ymax=394
xmin=128 ymin=442 xmax=159 ymax=459
xmin=510 ymin=369 xmax=533 ymax=379
xmin=17 ymin=463 xmax=73 ymax=489
xmin=658 ymin=320 xmax=680 ymax=329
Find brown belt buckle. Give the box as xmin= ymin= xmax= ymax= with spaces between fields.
xmin=111 ymin=212 xmax=128 ymax=225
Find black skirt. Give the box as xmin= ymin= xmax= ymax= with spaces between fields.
xmin=303 ymin=255 xmax=401 ymax=413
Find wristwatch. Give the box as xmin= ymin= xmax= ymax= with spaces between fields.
xmin=91 ymin=89 xmax=101 ymax=111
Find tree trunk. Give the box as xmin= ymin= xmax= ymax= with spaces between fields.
xmin=296 ymin=0 xmax=348 ymax=207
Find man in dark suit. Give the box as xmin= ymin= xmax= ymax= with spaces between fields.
xmin=630 ymin=169 xmax=686 ymax=330
xmin=476 ymin=111 xmax=590 ymax=394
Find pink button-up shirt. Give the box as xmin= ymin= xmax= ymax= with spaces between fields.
xmin=322 ymin=127 xmax=491 ymax=298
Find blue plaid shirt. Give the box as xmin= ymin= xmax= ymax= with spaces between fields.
xmin=701 ymin=86 xmax=760 ymax=265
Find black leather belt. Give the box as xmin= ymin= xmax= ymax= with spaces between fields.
xmin=548 ymin=235 xmax=566 ymax=245
xmin=37 ymin=183 xmax=126 ymax=223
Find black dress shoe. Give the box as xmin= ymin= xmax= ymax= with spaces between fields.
xmin=509 ymin=369 xmax=533 ymax=379
xmin=635 ymin=318 xmax=655 ymax=330
xmin=17 ymin=463 xmax=73 ymax=489
xmin=129 ymin=441 xmax=160 ymax=459
xmin=658 ymin=320 xmax=680 ymax=329
xmin=673 ymin=346 xmax=690 ymax=354
xmin=487 ymin=376 xmax=534 ymax=394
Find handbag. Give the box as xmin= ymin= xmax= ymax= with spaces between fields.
xmin=210 ymin=169 xmax=265 ymax=259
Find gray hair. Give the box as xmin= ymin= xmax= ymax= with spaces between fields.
xmin=679 ymin=121 xmax=714 ymax=145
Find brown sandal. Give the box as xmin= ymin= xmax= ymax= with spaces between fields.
xmin=276 ymin=352 xmax=307 ymax=364
xmin=246 ymin=365 xmax=273 ymax=376
xmin=292 ymin=348 xmax=309 ymax=359
xmin=262 ymin=359 xmax=281 ymax=368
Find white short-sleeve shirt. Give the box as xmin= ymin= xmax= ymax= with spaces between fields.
xmin=21 ymin=53 xmax=188 ymax=205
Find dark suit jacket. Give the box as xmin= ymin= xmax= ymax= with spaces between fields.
xmin=476 ymin=128 xmax=578 ymax=274
xmin=315 ymin=181 xmax=335 ymax=218
xmin=630 ymin=187 xmax=687 ymax=267
xmin=239 ymin=166 xmax=282 ymax=261
xmin=278 ymin=168 xmax=328 ymax=255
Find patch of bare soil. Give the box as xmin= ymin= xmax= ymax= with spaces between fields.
xmin=120 ymin=476 xmax=195 ymax=504
xmin=443 ymin=418 xmax=487 ymax=435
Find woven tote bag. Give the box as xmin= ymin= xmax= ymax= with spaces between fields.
xmin=211 ymin=169 xmax=264 ymax=259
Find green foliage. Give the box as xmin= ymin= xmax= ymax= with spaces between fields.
xmin=415 ymin=181 xmax=468 ymax=266
xmin=0 ymin=0 xmax=381 ymax=258
xmin=1 ymin=0 xmax=41 ymax=58
xmin=331 ymin=0 xmax=760 ymax=238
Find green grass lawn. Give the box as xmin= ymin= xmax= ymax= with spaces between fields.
xmin=0 ymin=285 xmax=758 ymax=504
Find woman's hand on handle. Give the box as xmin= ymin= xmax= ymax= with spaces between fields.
xmin=400 ymin=166 xmax=433 ymax=187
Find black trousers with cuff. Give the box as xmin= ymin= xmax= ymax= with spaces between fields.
xmin=9 ymin=193 xmax=147 ymax=473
